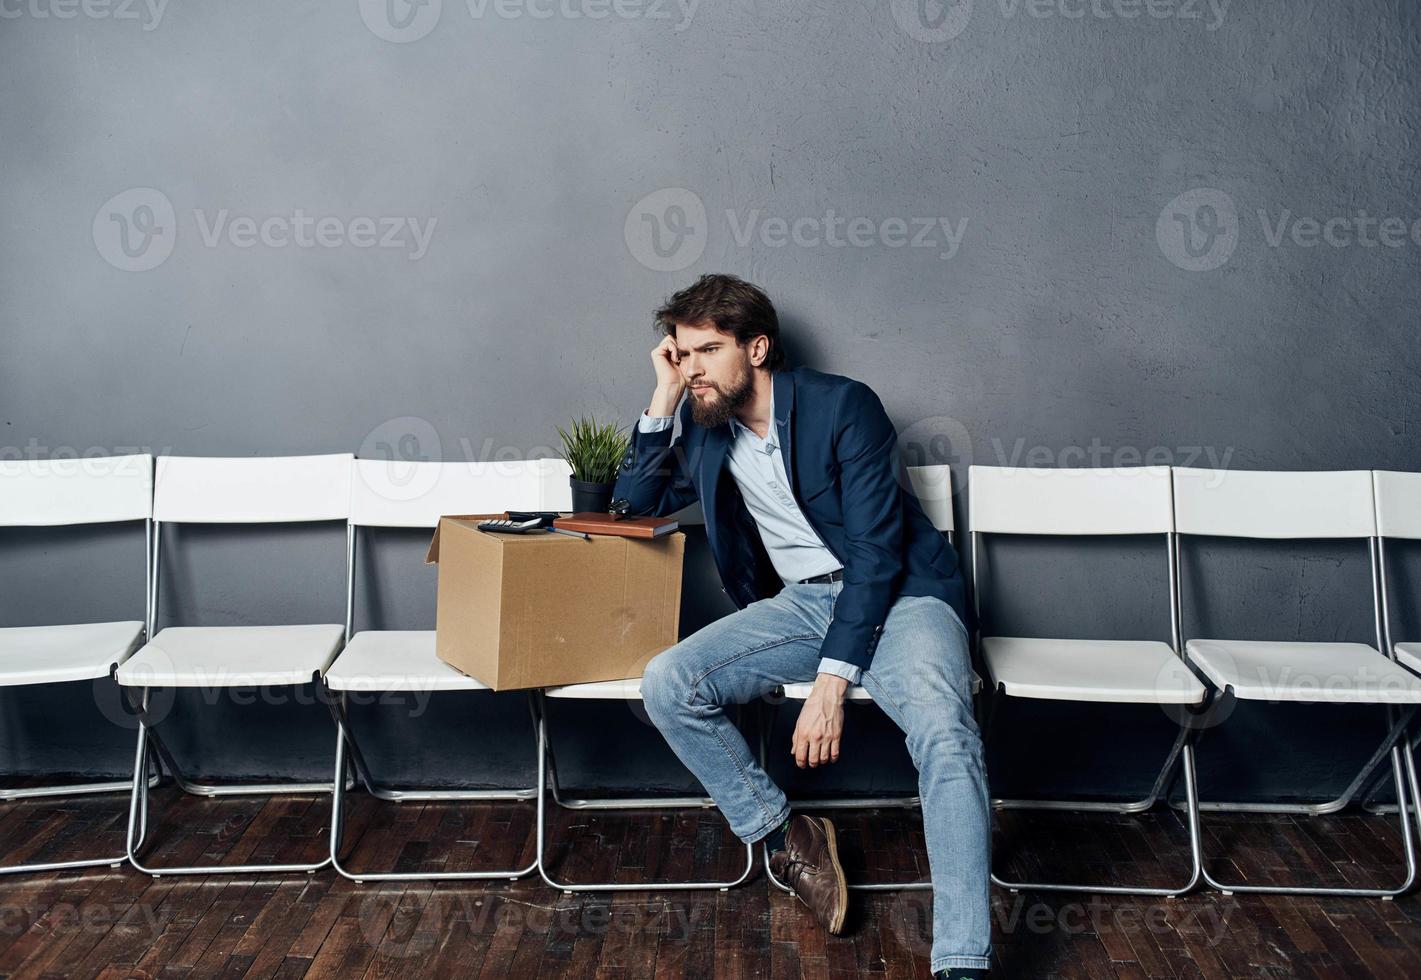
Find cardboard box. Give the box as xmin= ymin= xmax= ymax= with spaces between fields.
xmin=425 ymin=516 xmax=685 ymax=690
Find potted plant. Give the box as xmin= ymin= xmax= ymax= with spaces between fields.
xmin=555 ymin=415 xmax=631 ymax=513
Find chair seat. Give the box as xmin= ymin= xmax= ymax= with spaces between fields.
xmin=1186 ymin=639 xmax=1421 ymax=704
xmin=114 ymin=625 xmax=344 ymax=688
xmin=1396 ymin=643 xmax=1421 ymax=674
xmin=544 ymin=678 xmax=646 ymax=700
xmin=982 ymin=637 xmax=1207 ymax=705
xmin=780 ymin=672 xmax=983 ymax=702
xmin=0 ymin=621 xmax=146 ymax=686
xmin=325 ymin=630 xmax=489 ymax=693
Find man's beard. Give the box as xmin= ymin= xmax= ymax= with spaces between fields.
xmin=688 ymin=364 xmax=755 ymax=428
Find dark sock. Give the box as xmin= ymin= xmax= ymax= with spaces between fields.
xmin=934 ymin=970 xmax=988 ymax=980
xmin=764 ymin=815 xmax=791 ymax=854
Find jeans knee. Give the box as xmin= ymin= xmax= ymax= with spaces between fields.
xmin=640 ymin=649 xmax=689 ymax=721
xmin=906 ymin=699 xmax=983 ymax=768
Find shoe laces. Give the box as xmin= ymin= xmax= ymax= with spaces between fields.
xmin=778 ymin=853 xmax=815 ymax=889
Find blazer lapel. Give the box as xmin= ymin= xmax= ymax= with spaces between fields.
xmin=772 ymin=369 xmax=797 ymax=497
xmin=698 ymin=424 xmax=732 ymax=541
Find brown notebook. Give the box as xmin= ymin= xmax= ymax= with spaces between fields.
xmin=552 ymin=512 xmax=679 ymax=538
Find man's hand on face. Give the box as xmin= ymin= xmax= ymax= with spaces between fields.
xmin=792 ymin=672 xmax=849 ymax=768
xmin=647 ymin=335 xmax=687 ymax=417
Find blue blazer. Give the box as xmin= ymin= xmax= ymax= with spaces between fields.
xmin=612 ymin=366 xmax=966 ymax=671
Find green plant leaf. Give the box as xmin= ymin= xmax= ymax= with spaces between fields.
xmin=555 ymin=414 xmax=631 ymax=484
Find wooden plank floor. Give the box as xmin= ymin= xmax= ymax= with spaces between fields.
xmin=0 ymin=785 xmax=1419 ymax=978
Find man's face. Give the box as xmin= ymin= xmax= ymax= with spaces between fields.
xmin=672 ymin=321 xmax=756 ymax=428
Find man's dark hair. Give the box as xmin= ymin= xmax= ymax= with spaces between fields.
xmin=653 ymin=274 xmax=785 ymax=372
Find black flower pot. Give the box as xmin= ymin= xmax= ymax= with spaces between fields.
xmin=570 ymin=478 xmax=614 ymax=513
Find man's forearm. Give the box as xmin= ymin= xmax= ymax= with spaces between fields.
xmin=647 ymin=383 xmax=682 ymax=418
xmin=612 ymin=394 xmax=697 ymax=517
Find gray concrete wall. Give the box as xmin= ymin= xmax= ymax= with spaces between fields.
xmin=1 ymin=0 xmax=1419 ymax=802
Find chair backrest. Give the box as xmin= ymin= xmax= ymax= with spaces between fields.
xmin=1373 ymin=470 xmax=1421 ymax=541
xmin=906 ymin=464 xmax=954 ymax=533
xmin=968 ymin=465 xmax=1173 ymax=536
xmin=350 ymin=457 xmax=573 ymax=528
xmin=1172 ymin=468 xmax=1376 ymax=539
xmin=0 ymin=454 xmax=153 ymax=526
xmin=153 ymin=454 xmax=353 ymax=524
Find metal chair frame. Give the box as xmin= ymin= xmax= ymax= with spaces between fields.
xmin=533 ymin=690 xmax=756 ymax=893
xmin=327 ymin=523 xmax=539 ymax=884
xmin=1176 ymin=524 xmax=1421 ymax=898
xmin=1362 ymin=495 xmax=1421 ymax=823
xmin=975 ymin=525 xmax=1206 ymax=896
xmin=123 ymin=512 xmax=346 ymax=878
xmin=0 ymin=459 xmax=159 ymax=876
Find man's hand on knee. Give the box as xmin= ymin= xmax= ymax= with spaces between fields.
xmin=792 ymin=673 xmax=850 ymax=768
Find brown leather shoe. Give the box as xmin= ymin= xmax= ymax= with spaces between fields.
xmin=768 ymin=814 xmax=849 ymax=934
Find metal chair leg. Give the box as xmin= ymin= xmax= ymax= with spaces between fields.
xmin=142 ymin=721 xmax=351 ymax=798
xmin=1170 ymin=705 xmax=1414 ymax=815
xmin=1364 ymin=727 xmax=1421 ymax=816
xmin=124 ymin=687 xmax=336 ymax=878
xmin=1196 ymin=737 xmax=1420 ymax=898
xmin=533 ymin=708 xmax=755 ymax=893
xmin=544 ymin=732 xmax=721 ymax=811
xmin=0 ymin=775 xmax=153 ymax=803
xmin=997 ymin=725 xmax=1189 ymax=814
xmin=982 ymin=687 xmax=1207 ymax=896
xmin=540 ymin=693 xmax=727 ymax=811
xmin=327 ymin=693 xmax=538 ymax=883
xmin=990 ymin=742 xmax=1205 ymax=897
xmin=0 ymin=752 xmax=160 ymax=877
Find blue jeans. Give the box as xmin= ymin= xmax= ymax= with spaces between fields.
xmin=640 ymin=581 xmax=992 ymax=973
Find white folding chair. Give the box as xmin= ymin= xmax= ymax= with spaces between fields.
xmin=761 ymin=465 xmax=983 ymax=896
xmin=1174 ymin=467 xmax=1421 ymax=897
xmin=970 ymin=464 xmax=1207 ymax=896
xmin=115 ymin=453 xmax=353 ymax=877
xmin=327 ymin=456 xmax=570 ymax=883
xmin=0 ymin=454 xmax=156 ymax=874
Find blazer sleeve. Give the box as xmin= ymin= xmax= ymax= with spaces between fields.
xmin=610 ymin=399 xmax=701 ymax=517
xmin=818 ymin=381 xmax=905 ymax=671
